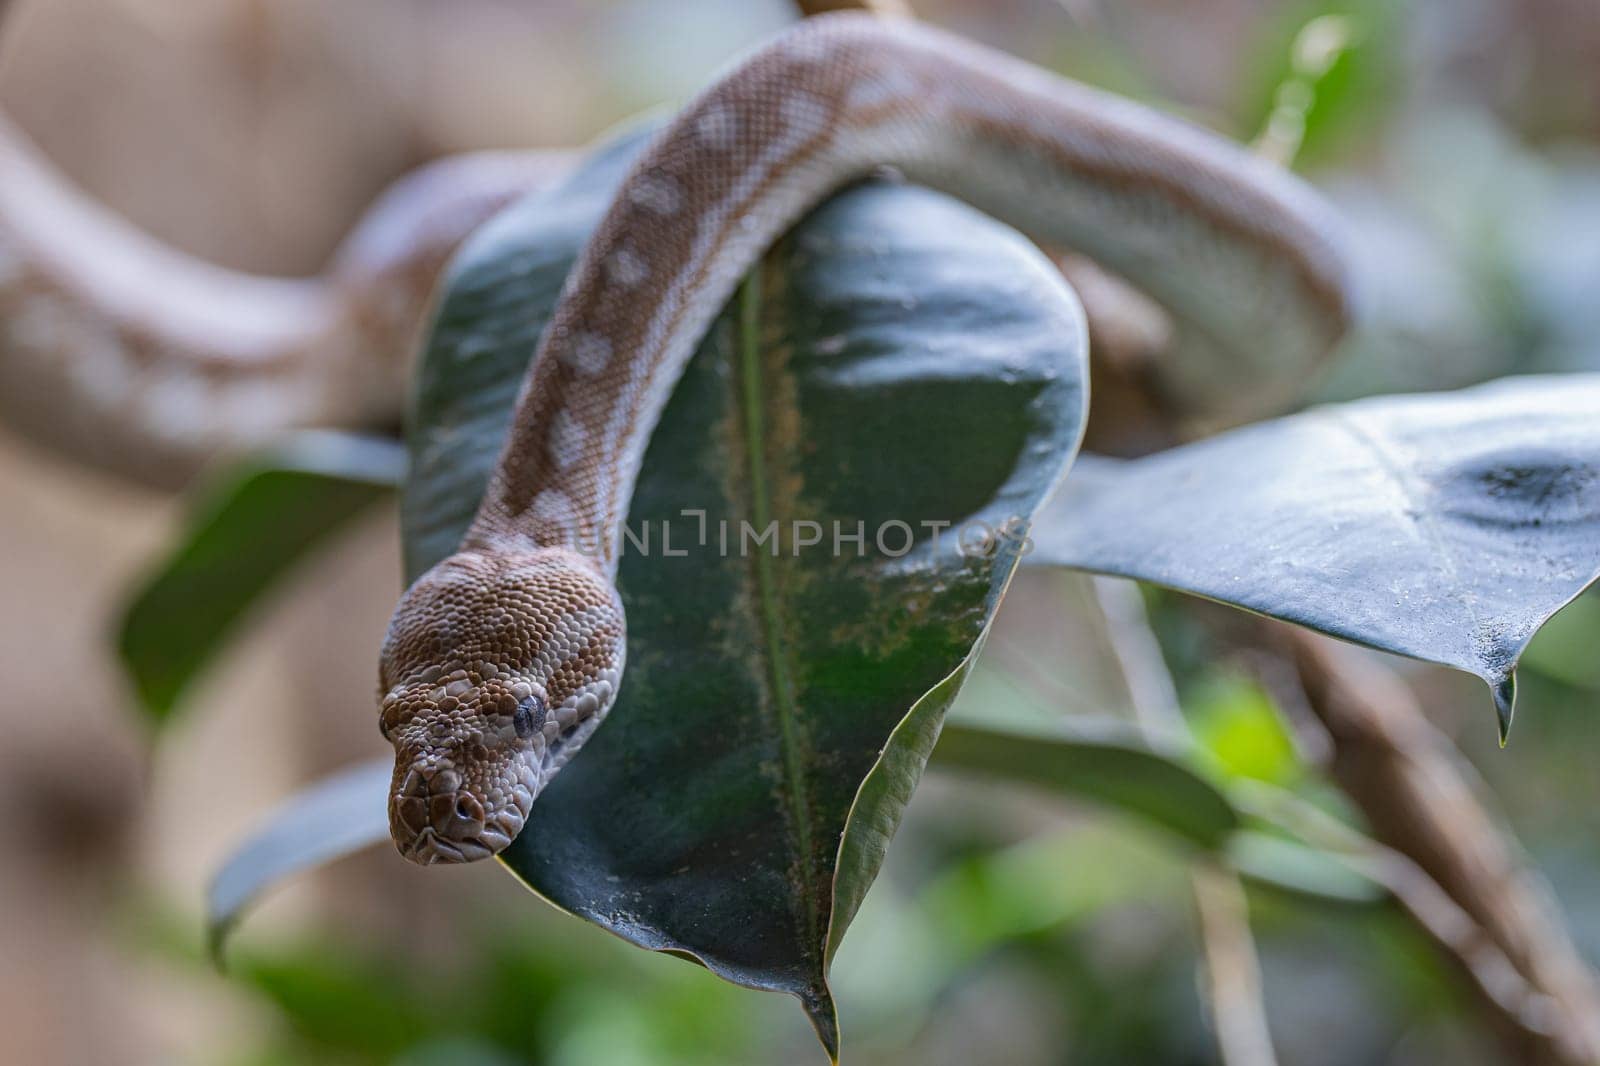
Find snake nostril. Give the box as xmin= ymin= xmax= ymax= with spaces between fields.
xmin=424 ymin=789 xmax=485 ymax=837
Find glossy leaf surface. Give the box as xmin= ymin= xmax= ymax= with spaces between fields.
xmin=1033 ymin=376 xmax=1600 ymax=738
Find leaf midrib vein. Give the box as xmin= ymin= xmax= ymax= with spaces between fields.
xmin=1324 ymin=410 xmax=1486 ymax=652
xmin=737 ymin=269 xmax=820 ymax=956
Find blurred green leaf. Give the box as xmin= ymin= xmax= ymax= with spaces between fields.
xmin=400 ymin=119 xmax=1087 ymax=1056
xmin=1239 ymin=0 xmax=1400 ymax=168
xmin=241 ymin=946 xmax=430 ymax=1057
xmin=1227 ymin=829 xmax=1382 ymax=905
xmin=919 ymin=822 xmax=1192 ymax=963
xmin=1188 ymin=674 xmax=1302 ymax=786
xmin=929 ymin=716 xmax=1382 ymax=907
xmin=1519 ymin=589 xmax=1600 ymax=691
xmin=1032 ymin=377 xmax=1600 ymax=741
xmin=930 ymin=721 xmax=1238 ymax=849
xmin=117 ymin=432 xmax=404 ymax=724
xmin=211 ymin=907 xmax=780 ymax=1066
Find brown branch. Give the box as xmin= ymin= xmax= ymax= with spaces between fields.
xmin=793 ymin=0 xmax=912 ymax=16
xmin=1282 ymin=628 xmax=1600 ymax=1065
xmin=1052 ymin=253 xmax=1182 ymax=457
xmin=1194 ymin=863 xmax=1279 ymax=1066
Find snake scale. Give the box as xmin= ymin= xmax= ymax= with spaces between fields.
xmin=0 ymin=13 xmax=1351 ymax=864
xmin=375 ymin=14 xmax=1351 ymax=863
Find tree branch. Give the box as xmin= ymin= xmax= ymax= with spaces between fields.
xmin=1193 ymin=863 xmax=1279 ymax=1066
xmin=793 ymin=0 xmax=912 ymax=16
xmin=1281 ymin=628 xmax=1600 ymax=1065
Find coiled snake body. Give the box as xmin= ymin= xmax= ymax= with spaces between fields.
xmin=374 ymin=14 xmax=1351 ymax=864
xmin=0 ymin=114 xmax=572 ymax=487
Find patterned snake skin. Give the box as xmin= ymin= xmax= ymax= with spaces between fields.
xmin=0 ymin=113 xmax=572 ymax=487
xmin=375 ymin=14 xmax=1353 ymax=864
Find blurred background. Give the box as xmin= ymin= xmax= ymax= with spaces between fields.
xmin=3 ymin=0 xmax=1600 ymax=1063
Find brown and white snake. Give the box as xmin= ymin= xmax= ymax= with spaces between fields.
xmin=0 ymin=114 xmax=574 ymax=487
xmin=377 ymin=14 xmax=1351 ymax=864
xmin=0 ymin=14 xmax=1352 ymax=864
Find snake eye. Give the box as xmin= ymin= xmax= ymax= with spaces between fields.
xmin=512 ymin=694 xmax=545 ymax=739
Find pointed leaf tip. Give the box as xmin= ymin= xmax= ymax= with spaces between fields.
xmin=800 ymin=985 xmax=840 ymax=1064
xmin=1495 ymin=672 xmax=1517 ymax=747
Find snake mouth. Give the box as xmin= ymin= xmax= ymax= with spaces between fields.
xmin=390 ymin=765 xmax=525 ymax=865
xmin=402 ymin=824 xmax=514 ymax=865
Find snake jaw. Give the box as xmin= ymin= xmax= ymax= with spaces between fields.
xmin=404 ymin=827 xmax=503 ymax=865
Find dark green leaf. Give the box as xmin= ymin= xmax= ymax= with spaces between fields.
xmin=118 ymin=432 xmax=404 ymax=723
xmin=406 ymin=121 xmax=1087 ymax=1054
xmin=1031 ymin=376 xmax=1600 ymax=740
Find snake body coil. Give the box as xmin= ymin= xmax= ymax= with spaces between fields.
xmin=0 ymin=114 xmax=570 ymax=486
xmin=375 ymin=14 xmax=1353 ymax=864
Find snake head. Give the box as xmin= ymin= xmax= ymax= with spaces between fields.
xmin=377 ymin=547 xmax=625 ymax=865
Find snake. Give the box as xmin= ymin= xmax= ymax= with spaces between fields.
xmin=372 ymin=12 xmax=1353 ymax=864
xmin=0 ymin=112 xmax=573 ymax=487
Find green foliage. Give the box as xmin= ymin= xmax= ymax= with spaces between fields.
xmin=1187 ymin=674 xmax=1302 ymax=787
xmin=932 ymin=721 xmax=1238 ymax=848
xmin=1519 ymin=590 xmax=1600 ymax=691
xmin=917 ymin=822 xmax=1189 ymax=960
xmin=226 ymin=923 xmax=766 ymax=1066
xmin=1238 ymin=0 xmax=1401 ymax=167
xmin=117 ymin=433 xmax=403 ymax=723
xmin=112 ymin=25 xmax=1600 ymax=1066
